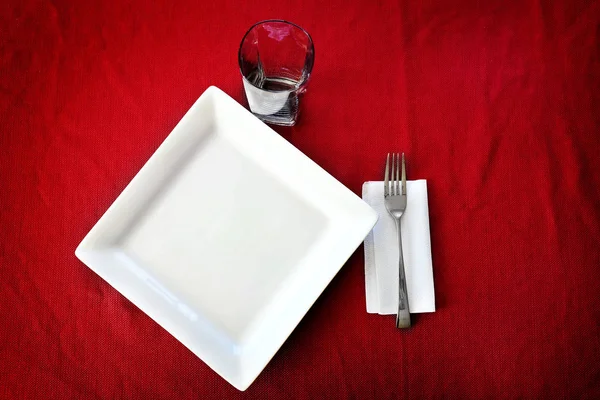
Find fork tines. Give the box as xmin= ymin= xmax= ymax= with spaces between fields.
xmin=384 ymin=153 xmax=406 ymax=197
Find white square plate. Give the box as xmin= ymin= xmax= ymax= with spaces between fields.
xmin=75 ymin=86 xmax=377 ymax=390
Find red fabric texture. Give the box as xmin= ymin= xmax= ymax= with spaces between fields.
xmin=1 ymin=0 xmax=600 ymax=398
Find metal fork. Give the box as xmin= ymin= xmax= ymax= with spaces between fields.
xmin=384 ymin=153 xmax=411 ymax=329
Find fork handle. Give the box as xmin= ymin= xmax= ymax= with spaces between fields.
xmin=395 ymin=219 xmax=411 ymax=329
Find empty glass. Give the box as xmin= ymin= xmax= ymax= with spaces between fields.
xmin=238 ymin=20 xmax=315 ymax=126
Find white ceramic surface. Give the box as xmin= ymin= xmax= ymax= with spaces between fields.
xmin=75 ymin=86 xmax=377 ymax=390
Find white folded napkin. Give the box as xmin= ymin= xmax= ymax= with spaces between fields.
xmin=363 ymin=180 xmax=435 ymax=314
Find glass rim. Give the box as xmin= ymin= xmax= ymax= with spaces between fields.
xmin=238 ymin=19 xmax=315 ymax=93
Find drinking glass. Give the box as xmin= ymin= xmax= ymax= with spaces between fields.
xmin=238 ymin=20 xmax=315 ymax=126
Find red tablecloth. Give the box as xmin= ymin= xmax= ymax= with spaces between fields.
xmin=2 ymin=0 xmax=600 ymax=398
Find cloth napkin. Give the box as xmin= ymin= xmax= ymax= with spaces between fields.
xmin=363 ymin=180 xmax=435 ymax=314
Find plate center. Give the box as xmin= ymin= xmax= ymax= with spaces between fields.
xmin=120 ymin=133 xmax=327 ymax=341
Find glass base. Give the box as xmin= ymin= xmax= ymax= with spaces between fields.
xmin=253 ymin=112 xmax=298 ymax=126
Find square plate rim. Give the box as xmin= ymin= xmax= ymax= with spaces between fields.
xmin=75 ymin=86 xmax=378 ymax=390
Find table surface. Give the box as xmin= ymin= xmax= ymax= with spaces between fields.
xmin=1 ymin=0 xmax=599 ymax=398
